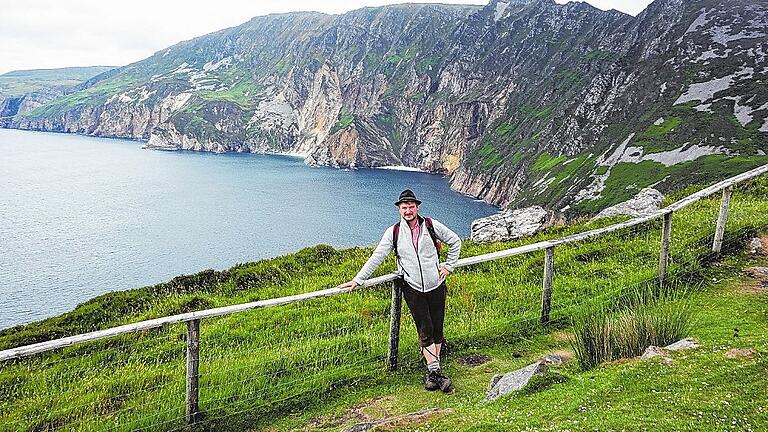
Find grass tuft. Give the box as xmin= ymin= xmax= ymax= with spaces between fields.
xmin=571 ymin=286 xmax=693 ymax=370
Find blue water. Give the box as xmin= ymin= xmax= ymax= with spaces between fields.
xmin=0 ymin=128 xmax=496 ymax=329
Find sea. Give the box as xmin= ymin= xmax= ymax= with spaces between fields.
xmin=0 ymin=128 xmax=497 ymax=329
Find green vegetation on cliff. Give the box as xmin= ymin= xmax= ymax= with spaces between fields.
xmin=330 ymin=108 xmax=355 ymax=134
xmin=23 ymin=74 xmax=142 ymax=119
xmin=200 ymin=79 xmax=262 ymax=110
xmin=570 ymin=155 xmax=768 ymax=215
xmin=0 ymin=67 xmax=114 ymax=98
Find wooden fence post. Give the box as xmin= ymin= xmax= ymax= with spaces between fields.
xmin=387 ymin=280 xmax=403 ymax=371
xmin=712 ymin=187 xmax=733 ymax=253
xmin=541 ymin=246 xmax=555 ymax=325
xmin=186 ymin=319 xmax=201 ymax=425
xmin=659 ymin=212 xmax=673 ymax=286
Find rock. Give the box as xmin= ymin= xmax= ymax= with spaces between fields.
xmin=539 ymin=351 xmax=571 ymax=365
xmin=484 ymin=351 xmax=571 ymax=401
xmin=594 ymin=188 xmax=664 ymax=219
xmin=486 ymin=361 xmax=547 ymax=401
xmin=739 ymin=267 xmax=768 ymax=294
xmin=725 ymin=348 xmax=758 ymax=360
xmin=640 ymin=340 xmax=697 ymax=363
xmin=664 ymin=338 xmax=700 ymax=351
xmin=341 ymin=408 xmax=452 ymax=432
xmin=641 ymin=345 xmax=666 ymax=359
xmin=489 ymin=374 xmax=503 ymax=389
xmin=745 ymin=266 xmax=768 ymax=279
xmin=748 ymin=237 xmax=766 ymax=255
xmin=307 ymin=396 xmax=391 ymax=429
xmin=641 ymin=346 xmax=672 ymax=364
xmin=470 ymin=206 xmax=549 ymax=243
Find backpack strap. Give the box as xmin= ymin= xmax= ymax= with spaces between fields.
xmin=392 ymin=223 xmax=400 ymax=259
xmin=424 ymin=217 xmax=442 ymax=255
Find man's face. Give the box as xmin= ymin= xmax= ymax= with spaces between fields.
xmin=398 ymin=202 xmax=419 ymax=221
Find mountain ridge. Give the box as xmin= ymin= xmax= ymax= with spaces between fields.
xmin=1 ymin=0 xmax=766 ymax=216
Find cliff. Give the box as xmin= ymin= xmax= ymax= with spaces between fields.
xmin=1 ymin=0 xmax=766 ymax=215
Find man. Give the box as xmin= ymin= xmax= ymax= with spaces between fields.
xmin=338 ymin=189 xmax=462 ymax=392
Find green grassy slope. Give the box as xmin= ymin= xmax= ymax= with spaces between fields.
xmin=0 ymin=67 xmax=114 ymax=97
xmin=1 ymin=178 xmax=767 ymax=431
xmin=278 ymin=252 xmax=768 ymax=432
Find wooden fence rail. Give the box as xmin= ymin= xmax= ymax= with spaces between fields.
xmin=2 ymin=162 xmax=767 ymax=427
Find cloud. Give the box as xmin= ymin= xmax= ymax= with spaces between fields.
xmin=0 ymin=0 xmax=649 ymax=75
xmin=554 ymin=0 xmax=653 ymax=16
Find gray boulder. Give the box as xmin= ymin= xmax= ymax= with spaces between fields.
xmin=485 ymin=353 xmax=567 ymax=401
xmin=745 ymin=266 xmax=768 ymax=279
xmin=594 ymin=188 xmax=664 ymax=219
xmin=486 ymin=362 xmax=547 ymax=401
xmin=640 ymin=346 xmax=673 ymax=365
xmin=640 ymin=338 xmax=699 ymax=365
xmin=748 ymin=237 xmax=766 ymax=255
xmin=665 ymin=338 xmax=699 ymax=351
xmin=471 ymin=206 xmax=549 ymax=243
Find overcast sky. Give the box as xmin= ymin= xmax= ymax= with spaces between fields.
xmin=0 ymin=0 xmax=654 ymax=75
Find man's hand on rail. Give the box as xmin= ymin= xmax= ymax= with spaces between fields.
xmin=337 ymin=280 xmax=359 ymax=290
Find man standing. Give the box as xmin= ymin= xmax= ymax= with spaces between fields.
xmin=338 ymin=189 xmax=462 ymax=392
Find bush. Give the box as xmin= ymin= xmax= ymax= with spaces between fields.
xmin=571 ymin=289 xmax=693 ymax=370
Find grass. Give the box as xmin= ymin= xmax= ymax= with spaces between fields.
xmin=556 ymin=70 xmax=582 ymax=86
xmin=570 ymin=286 xmax=693 ymax=370
xmin=570 ymin=155 xmax=768 ymax=215
xmin=532 ymin=152 xmax=567 ymax=172
xmin=0 ymin=67 xmax=113 ymax=98
xmin=493 ymin=122 xmax=516 ymax=137
xmin=1 ymin=178 xmax=768 ymax=431
xmin=520 ymin=105 xmax=555 ymax=121
xmin=464 ymin=140 xmax=510 ymax=172
xmin=199 ymin=79 xmax=261 ymax=109
xmin=384 ymin=48 xmax=417 ymax=68
xmin=268 ymin=247 xmax=768 ymax=432
xmin=583 ymin=50 xmax=616 ymax=62
xmin=415 ymin=55 xmax=440 ymax=75
xmin=523 ymin=154 xmax=596 ymax=206
xmin=330 ymin=108 xmax=355 ymax=135
xmin=22 ymin=74 xmax=142 ymax=119
xmin=641 ymin=116 xmax=681 ymax=139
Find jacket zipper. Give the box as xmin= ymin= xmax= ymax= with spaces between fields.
xmin=411 ymin=219 xmax=425 ymax=292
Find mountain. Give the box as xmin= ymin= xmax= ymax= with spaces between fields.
xmin=1 ymin=0 xmax=766 ymax=216
xmin=0 ymin=66 xmax=114 ymax=97
xmin=0 ymin=66 xmax=114 ymax=118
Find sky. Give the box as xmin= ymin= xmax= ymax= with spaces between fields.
xmin=0 ymin=0 xmax=655 ymax=75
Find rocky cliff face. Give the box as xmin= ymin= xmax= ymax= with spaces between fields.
xmin=1 ymin=0 xmax=766 ymax=215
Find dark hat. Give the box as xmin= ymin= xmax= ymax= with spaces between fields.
xmin=395 ymin=189 xmax=422 ymax=206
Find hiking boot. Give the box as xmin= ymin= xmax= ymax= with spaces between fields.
xmin=434 ymin=369 xmax=454 ymax=393
xmin=425 ymin=369 xmax=453 ymax=393
xmin=424 ymin=369 xmax=440 ymax=391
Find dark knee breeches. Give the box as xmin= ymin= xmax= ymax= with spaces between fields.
xmin=400 ymin=279 xmax=447 ymax=348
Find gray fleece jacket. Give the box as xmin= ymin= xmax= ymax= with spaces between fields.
xmin=353 ymin=216 xmax=462 ymax=292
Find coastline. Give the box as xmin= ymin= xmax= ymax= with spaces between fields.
xmin=375 ymin=165 xmax=425 ymax=172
